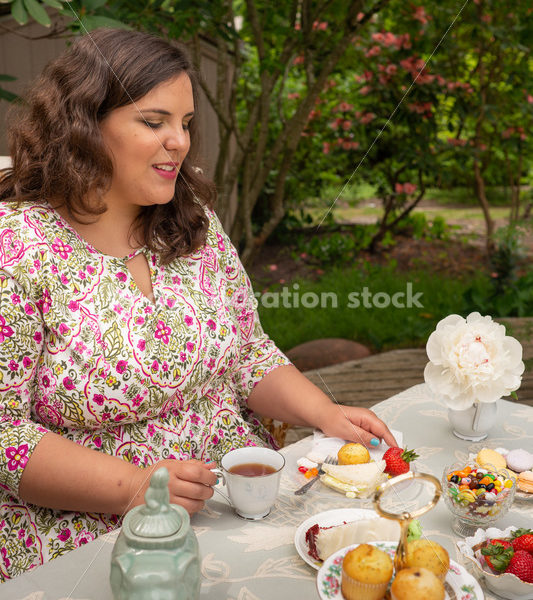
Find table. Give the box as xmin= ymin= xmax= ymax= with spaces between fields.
xmin=4 ymin=383 xmax=533 ymax=599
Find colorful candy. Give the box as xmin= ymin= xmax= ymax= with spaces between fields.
xmin=304 ymin=467 xmax=319 ymax=479
xmin=445 ymin=463 xmax=515 ymax=522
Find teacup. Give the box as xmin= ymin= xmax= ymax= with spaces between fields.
xmin=213 ymin=447 xmax=285 ymax=520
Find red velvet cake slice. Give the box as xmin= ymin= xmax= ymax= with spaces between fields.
xmin=304 ymin=518 xmax=400 ymax=562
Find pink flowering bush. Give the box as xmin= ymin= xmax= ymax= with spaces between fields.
xmin=284 ymin=0 xmax=532 ymax=254
xmin=286 ymin=2 xmax=452 ymax=249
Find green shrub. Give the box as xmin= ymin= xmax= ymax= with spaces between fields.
xmin=464 ymin=270 xmax=533 ymax=317
xmin=463 ymin=225 xmax=533 ymax=317
xmin=395 ymin=213 xmax=450 ymax=241
xmin=295 ymin=227 xmax=376 ymax=265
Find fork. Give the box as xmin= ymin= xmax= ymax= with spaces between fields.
xmin=294 ymin=455 xmax=337 ymax=495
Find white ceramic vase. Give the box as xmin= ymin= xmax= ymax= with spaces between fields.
xmin=447 ymin=401 xmax=498 ymax=441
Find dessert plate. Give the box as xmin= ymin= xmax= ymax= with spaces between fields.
xmin=316 ymin=541 xmax=484 ymax=600
xmin=515 ymin=489 xmax=533 ymax=502
xmin=294 ymin=508 xmax=378 ymax=569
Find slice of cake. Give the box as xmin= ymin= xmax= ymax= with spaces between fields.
xmin=305 ymin=517 xmax=401 ymax=562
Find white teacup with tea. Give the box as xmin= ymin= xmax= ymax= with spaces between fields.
xmin=213 ymin=447 xmax=285 ymax=520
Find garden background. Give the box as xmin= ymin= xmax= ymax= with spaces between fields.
xmin=1 ymin=0 xmax=532 ymax=383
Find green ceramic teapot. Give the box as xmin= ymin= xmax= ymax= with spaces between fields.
xmin=110 ymin=467 xmax=201 ymax=600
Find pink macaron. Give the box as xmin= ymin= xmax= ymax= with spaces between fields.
xmin=506 ymin=449 xmax=533 ymax=473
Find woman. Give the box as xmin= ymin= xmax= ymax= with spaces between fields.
xmin=0 ymin=28 xmax=396 ymax=580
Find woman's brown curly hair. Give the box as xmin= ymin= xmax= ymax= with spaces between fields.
xmin=0 ymin=28 xmax=216 ymax=264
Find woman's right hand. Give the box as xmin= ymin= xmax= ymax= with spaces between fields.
xmin=128 ymin=458 xmax=217 ymax=515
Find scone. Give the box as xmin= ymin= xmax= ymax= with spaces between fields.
xmin=341 ymin=543 xmax=393 ymax=600
xmin=405 ymin=540 xmax=449 ymax=581
xmin=390 ymin=567 xmax=445 ymax=600
xmin=338 ymin=443 xmax=370 ymax=465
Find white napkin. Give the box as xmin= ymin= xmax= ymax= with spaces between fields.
xmin=305 ymin=430 xmax=403 ymax=465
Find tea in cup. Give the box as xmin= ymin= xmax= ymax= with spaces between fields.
xmin=214 ymin=447 xmax=285 ymax=520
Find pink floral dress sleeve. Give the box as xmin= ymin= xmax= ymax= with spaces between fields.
xmin=0 ymin=272 xmax=49 ymax=496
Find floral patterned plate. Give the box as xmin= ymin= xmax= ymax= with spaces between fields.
xmin=316 ymin=541 xmax=484 ymax=600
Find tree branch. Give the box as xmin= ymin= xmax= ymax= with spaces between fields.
xmin=191 ymin=34 xmax=237 ymax=142
xmin=245 ymin=0 xmax=266 ymax=61
xmin=251 ymin=1 xmax=373 ymax=202
xmin=241 ymin=144 xmax=298 ymax=264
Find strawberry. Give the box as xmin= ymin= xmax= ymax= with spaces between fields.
xmin=383 ymin=447 xmax=419 ymax=477
xmin=505 ymin=549 xmax=533 ymax=583
xmin=385 ymin=446 xmax=403 ymax=456
xmin=511 ymin=529 xmax=533 ymax=555
xmin=481 ymin=539 xmax=514 ymax=572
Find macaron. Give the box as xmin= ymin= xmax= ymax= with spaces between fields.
xmin=517 ymin=471 xmax=533 ymax=494
xmin=476 ymin=448 xmax=506 ymax=471
xmin=506 ymin=449 xmax=533 ymax=473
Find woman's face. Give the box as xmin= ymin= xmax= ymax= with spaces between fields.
xmin=99 ymin=73 xmax=194 ymax=213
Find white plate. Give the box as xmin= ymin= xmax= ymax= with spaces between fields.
xmin=294 ymin=508 xmax=377 ymax=569
xmin=316 ymin=541 xmax=484 ymax=600
xmin=515 ymin=489 xmax=533 ymax=502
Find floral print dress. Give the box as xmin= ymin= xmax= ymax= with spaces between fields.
xmin=0 ymin=202 xmax=290 ymax=581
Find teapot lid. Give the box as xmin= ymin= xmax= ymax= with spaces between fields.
xmin=125 ymin=467 xmax=188 ymax=545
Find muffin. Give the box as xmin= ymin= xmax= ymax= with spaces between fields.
xmin=405 ymin=540 xmax=449 ymax=581
xmin=390 ymin=567 xmax=445 ymax=600
xmin=341 ymin=543 xmax=393 ymax=600
xmin=338 ymin=443 xmax=370 ymax=465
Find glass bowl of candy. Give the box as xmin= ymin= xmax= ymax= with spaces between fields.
xmin=442 ymin=462 xmax=516 ymax=537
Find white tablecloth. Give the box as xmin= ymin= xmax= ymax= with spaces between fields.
xmin=4 ymin=383 xmax=533 ymax=599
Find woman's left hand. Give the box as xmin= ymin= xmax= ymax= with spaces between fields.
xmin=247 ymin=365 xmax=397 ymax=449
xmin=317 ymin=404 xmax=398 ymax=448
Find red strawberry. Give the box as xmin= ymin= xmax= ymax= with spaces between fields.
xmin=383 ymin=447 xmax=419 ymax=477
xmin=481 ymin=539 xmax=514 ymax=572
xmin=511 ymin=529 xmax=533 ymax=555
xmin=386 ymin=446 xmax=403 ymax=456
xmin=505 ymin=550 xmax=533 ymax=583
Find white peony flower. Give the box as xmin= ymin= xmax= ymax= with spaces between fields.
xmin=424 ymin=312 xmax=524 ymax=410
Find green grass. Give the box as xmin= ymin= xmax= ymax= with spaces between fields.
xmin=255 ymin=263 xmax=480 ymax=352
xmin=265 ymin=183 xmax=533 ymax=351
xmin=321 ymin=181 xmax=377 ymax=205
xmin=301 ymin=185 xmax=514 ymax=227
xmin=304 ymin=203 xmax=511 ymax=226
xmin=417 ymin=207 xmax=510 ymax=221
xmin=425 ymin=186 xmax=523 ymax=207
xmin=318 ymin=182 xmax=523 ymax=208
